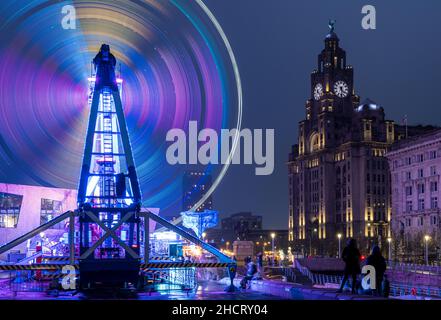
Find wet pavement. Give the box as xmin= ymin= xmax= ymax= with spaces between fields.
xmin=0 ymin=279 xmax=285 ymax=300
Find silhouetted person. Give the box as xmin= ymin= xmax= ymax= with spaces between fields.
xmin=337 ymin=238 xmax=361 ymax=294
xmin=257 ymin=253 xmax=263 ymax=272
xmin=93 ymin=44 xmax=117 ymax=90
xmin=240 ymin=257 xmax=258 ymax=289
xmin=366 ymin=245 xmax=386 ymax=296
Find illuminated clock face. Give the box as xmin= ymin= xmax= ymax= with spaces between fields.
xmin=313 ymin=83 xmax=324 ymax=100
xmin=334 ymin=80 xmax=349 ymax=98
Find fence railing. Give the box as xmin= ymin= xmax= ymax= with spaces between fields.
xmin=294 ymin=260 xmax=441 ymax=299
xmin=294 ymin=259 xmax=315 ymax=282
xmin=388 ymin=284 xmax=441 ymax=298
xmin=387 ymin=261 xmax=441 ymax=275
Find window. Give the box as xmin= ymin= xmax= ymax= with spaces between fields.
xmin=418 ymin=198 xmax=425 ymax=211
xmin=430 ymin=150 xmax=437 ymax=159
xmin=430 ymin=181 xmax=438 ymax=192
xmin=406 ymin=218 xmax=411 ymax=227
xmin=418 ymin=169 xmax=424 ymax=178
xmin=405 ymin=171 xmax=411 ymax=181
xmin=430 ymin=216 xmax=437 ymax=226
xmin=417 ymin=184 xmax=425 ymax=194
xmin=41 ymin=199 xmax=63 ymax=229
xmin=405 ymin=186 xmax=412 ymax=196
xmin=0 ymin=192 xmax=23 ymax=228
xmin=406 ymin=200 xmax=413 ymax=212
xmin=417 ymin=154 xmax=424 ymax=162
xmin=431 ymin=197 xmax=438 ymax=209
xmin=430 ymin=166 xmax=437 ymax=176
xmin=405 ymin=157 xmax=411 ymax=165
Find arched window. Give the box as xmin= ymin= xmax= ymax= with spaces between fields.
xmin=310 ymin=133 xmax=320 ymax=152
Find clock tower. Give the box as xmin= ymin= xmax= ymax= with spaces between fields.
xmin=289 ymin=21 xmax=395 ymax=257
xmin=304 ymin=21 xmax=360 ymax=152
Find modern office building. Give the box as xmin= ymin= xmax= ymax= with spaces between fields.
xmin=0 ymin=183 xmax=77 ymax=260
xmin=205 ymin=211 xmax=288 ymax=252
xmin=182 ymin=171 xmax=213 ymax=212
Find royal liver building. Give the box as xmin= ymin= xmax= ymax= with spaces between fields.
xmin=288 ymin=24 xmax=397 ymax=256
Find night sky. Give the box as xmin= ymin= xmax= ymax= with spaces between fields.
xmin=204 ymin=0 xmax=441 ymax=228
xmin=1 ymin=0 xmax=440 ymax=230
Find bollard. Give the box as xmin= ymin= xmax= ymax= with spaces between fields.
xmin=225 ymin=265 xmax=238 ymax=292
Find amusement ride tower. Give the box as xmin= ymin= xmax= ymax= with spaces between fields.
xmin=77 ymin=44 xmax=142 ymax=288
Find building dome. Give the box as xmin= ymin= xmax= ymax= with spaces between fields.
xmin=356 ymin=98 xmax=380 ymax=112
xmin=325 ymin=31 xmax=339 ymax=40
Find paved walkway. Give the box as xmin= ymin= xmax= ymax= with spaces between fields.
xmin=0 ymin=277 xmax=388 ymax=300
xmin=0 ymin=280 xmax=284 ymax=300
xmin=220 ymin=277 xmax=386 ymax=300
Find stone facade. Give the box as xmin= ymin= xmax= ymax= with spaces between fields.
xmin=288 ymin=29 xmax=396 ymax=256
xmin=386 ymin=129 xmax=441 ymax=262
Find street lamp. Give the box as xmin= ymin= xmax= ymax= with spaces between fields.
xmin=226 ymin=241 xmax=230 ymax=251
xmin=271 ymin=232 xmax=276 ymax=266
xmin=387 ymin=237 xmax=392 ymax=262
xmin=310 ymin=228 xmax=317 ymax=257
xmin=424 ymin=235 xmax=431 ymax=265
xmin=202 ymin=232 xmax=206 ymax=242
xmin=337 ymin=233 xmax=342 ymax=258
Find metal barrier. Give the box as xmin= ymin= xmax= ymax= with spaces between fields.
xmin=387 ymin=261 xmax=441 ymax=275
xmin=295 ymin=260 xmax=441 ymax=298
xmin=389 ymin=283 xmax=441 ymax=298
xmin=10 ymin=271 xmax=49 ymax=295
xmin=142 ymin=267 xmax=197 ymax=294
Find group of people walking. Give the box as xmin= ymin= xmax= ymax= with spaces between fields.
xmin=338 ymin=238 xmax=389 ymax=297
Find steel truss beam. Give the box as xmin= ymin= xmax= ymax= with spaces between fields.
xmin=0 ymin=211 xmax=76 ymax=263
xmin=79 ymin=210 xmax=139 ymax=259
xmin=141 ymin=210 xmax=234 ymax=264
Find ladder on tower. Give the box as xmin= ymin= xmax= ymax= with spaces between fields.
xmin=100 ymin=91 xmax=116 ymax=207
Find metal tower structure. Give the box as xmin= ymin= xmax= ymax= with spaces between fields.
xmin=77 ymin=44 xmax=142 ymax=288
xmin=0 ymin=44 xmax=238 ymax=294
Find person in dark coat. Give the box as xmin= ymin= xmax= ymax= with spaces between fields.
xmin=240 ymin=257 xmax=258 ymax=289
xmin=366 ymin=245 xmax=386 ymax=296
xmin=93 ymin=44 xmax=117 ymax=90
xmin=337 ymin=238 xmax=361 ymax=294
